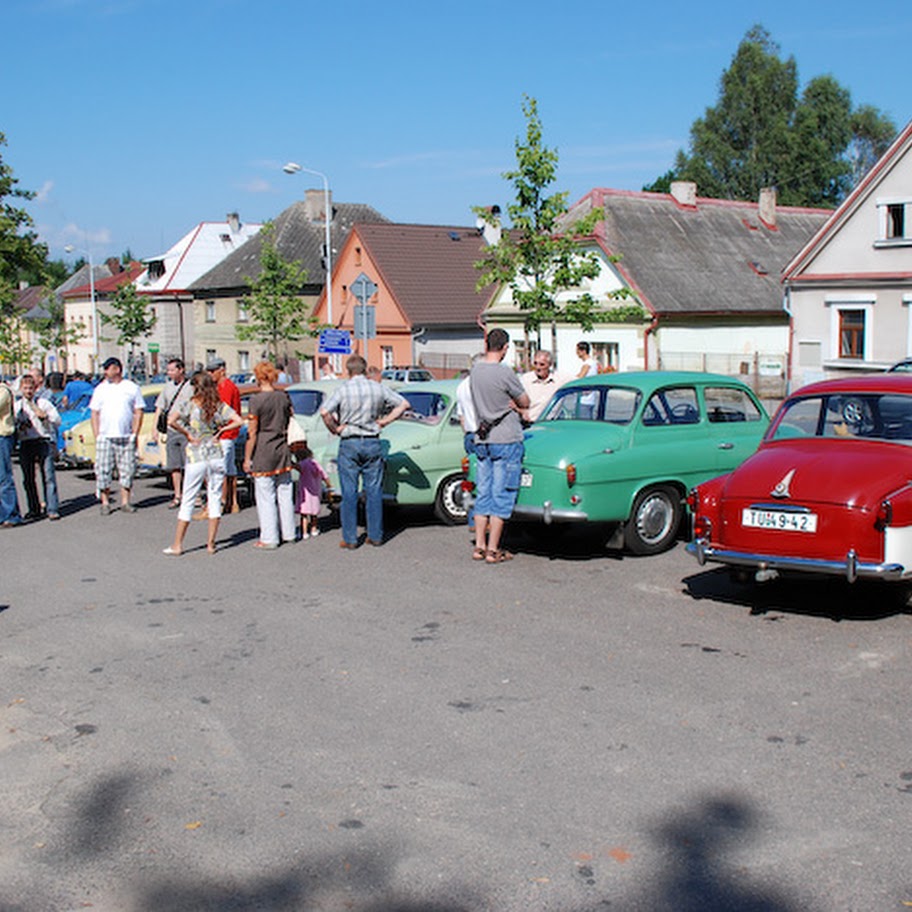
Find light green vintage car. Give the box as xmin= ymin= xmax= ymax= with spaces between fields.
xmin=310 ymin=379 xmax=470 ymax=524
xmin=511 ymin=371 xmax=770 ymax=554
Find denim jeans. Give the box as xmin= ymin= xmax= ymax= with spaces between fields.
xmin=0 ymin=434 xmax=21 ymax=524
xmin=19 ymin=438 xmax=59 ymax=516
xmin=474 ymin=441 xmax=524 ymax=519
xmin=253 ymin=472 xmax=296 ymax=546
xmin=337 ymin=436 xmax=384 ymax=544
xmin=463 ymin=431 xmax=477 ymax=528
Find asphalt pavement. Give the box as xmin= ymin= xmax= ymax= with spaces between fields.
xmin=1 ymin=469 xmax=910 ymax=911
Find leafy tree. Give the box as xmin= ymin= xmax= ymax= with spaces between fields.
xmin=33 ymin=290 xmax=85 ymax=373
xmin=236 ymin=222 xmax=317 ymax=363
xmin=0 ymin=312 xmax=33 ymax=372
xmin=847 ymin=104 xmax=897 ymax=186
xmin=100 ymin=281 xmax=156 ymax=365
xmin=475 ymin=95 xmax=635 ymax=361
xmin=650 ymin=25 xmax=896 ymax=206
xmin=0 ymin=131 xmax=48 ymax=313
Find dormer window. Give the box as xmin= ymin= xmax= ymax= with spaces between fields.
xmin=148 ymin=260 xmax=166 ymax=280
xmin=876 ymin=199 xmax=911 ymax=245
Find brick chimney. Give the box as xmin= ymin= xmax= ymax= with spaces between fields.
xmin=759 ymin=187 xmax=777 ymax=228
xmin=670 ymin=181 xmax=697 ymax=208
xmin=105 ymin=257 xmax=123 ymax=274
xmin=304 ymin=189 xmax=332 ymax=224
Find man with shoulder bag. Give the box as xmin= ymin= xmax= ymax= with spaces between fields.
xmin=153 ymin=358 xmax=192 ymax=508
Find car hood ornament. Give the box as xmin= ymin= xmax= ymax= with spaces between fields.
xmin=771 ymin=468 xmax=796 ymax=499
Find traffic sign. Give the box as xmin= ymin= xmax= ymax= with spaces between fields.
xmin=318 ymin=329 xmax=352 ymax=354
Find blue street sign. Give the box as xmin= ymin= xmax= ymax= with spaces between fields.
xmin=319 ymin=329 xmax=352 ymax=354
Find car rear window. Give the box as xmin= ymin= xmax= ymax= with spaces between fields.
xmin=770 ymin=393 xmax=912 ymax=443
xmin=288 ymin=389 xmax=324 ymax=416
xmin=401 ymin=391 xmax=447 ymax=424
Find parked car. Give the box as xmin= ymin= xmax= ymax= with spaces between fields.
xmin=310 ymin=379 xmax=469 ymax=523
xmin=381 ymin=367 xmax=433 ymax=382
xmin=887 ymin=358 xmax=912 ymax=373
xmin=687 ymin=374 xmax=912 ymax=586
xmin=63 ymin=385 xmax=165 ymax=472
xmin=504 ymin=371 xmax=769 ymax=554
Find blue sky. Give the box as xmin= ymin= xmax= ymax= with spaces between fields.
xmin=4 ymin=0 xmax=911 ymax=265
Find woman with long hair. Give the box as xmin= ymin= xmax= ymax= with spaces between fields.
xmin=164 ymin=371 xmax=242 ymax=555
xmin=243 ymin=360 xmax=295 ymax=549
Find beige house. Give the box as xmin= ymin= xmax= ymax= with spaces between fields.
xmin=784 ymin=120 xmax=912 ymax=389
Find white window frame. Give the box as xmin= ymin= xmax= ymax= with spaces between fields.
xmin=826 ymin=295 xmax=875 ymax=363
xmin=205 ymin=300 xmax=216 ymax=323
xmin=875 ymin=197 xmax=912 ymax=246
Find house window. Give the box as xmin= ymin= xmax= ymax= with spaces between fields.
xmin=839 ymin=310 xmax=866 ymax=359
xmin=592 ymin=341 xmax=620 ymax=372
xmin=237 ymin=301 xmax=248 ymax=322
xmin=381 ymin=346 xmax=393 ymax=369
xmin=206 ymin=349 xmax=217 ymax=366
xmin=205 ymin=301 xmax=216 ymax=323
xmin=238 ymin=351 xmax=250 ymax=371
xmin=887 ymin=204 xmax=905 ymax=239
xmin=148 ymin=260 xmax=165 ymax=280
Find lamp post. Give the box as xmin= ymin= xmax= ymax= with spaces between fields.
xmin=64 ymin=243 xmax=97 ymax=373
xmin=283 ymin=162 xmax=334 ymax=373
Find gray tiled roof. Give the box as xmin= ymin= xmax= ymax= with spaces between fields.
xmin=190 ymin=200 xmax=389 ymax=293
xmin=568 ymin=190 xmax=831 ymax=315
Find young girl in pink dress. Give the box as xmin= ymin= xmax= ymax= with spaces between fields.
xmin=292 ymin=441 xmax=330 ymax=539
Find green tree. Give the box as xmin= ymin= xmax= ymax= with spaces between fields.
xmin=475 ymin=95 xmax=634 ymax=361
xmin=652 ymin=25 xmax=896 ymax=206
xmin=33 ymin=290 xmax=85 ymax=373
xmin=847 ymin=104 xmax=898 ymax=186
xmin=0 ymin=131 xmax=48 ymax=313
xmin=100 ymin=281 xmax=156 ymax=365
xmin=236 ymin=222 xmax=316 ymax=363
xmin=0 ymin=312 xmax=33 ymax=373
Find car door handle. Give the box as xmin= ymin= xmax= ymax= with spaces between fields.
xmin=717 ymin=442 xmax=734 ymax=450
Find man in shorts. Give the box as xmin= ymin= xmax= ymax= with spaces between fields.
xmin=208 ymin=357 xmax=242 ymax=512
xmin=89 ymin=357 xmax=145 ymax=514
xmin=470 ymin=328 xmax=529 ymax=563
xmin=154 ymin=358 xmax=192 ymax=508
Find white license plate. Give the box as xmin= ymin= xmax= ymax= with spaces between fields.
xmin=742 ymin=508 xmax=818 ymax=533
xmin=520 ymin=471 xmax=533 ymax=487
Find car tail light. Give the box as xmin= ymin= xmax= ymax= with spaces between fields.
xmin=692 ymin=515 xmax=712 ymax=539
xmin=687 ymin=488 xmax=699 ymax=512
xmin=462 ymin=480 xmax=475 ymax=493
xmin=461 ymin=456 xmax=470 ymax=476
xmin=566 ymin=463 xmax=576 ymax=486
xmin=876 ymin=499 xmax=893 ymax=530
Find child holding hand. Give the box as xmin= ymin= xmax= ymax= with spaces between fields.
xmin=291 ymin=440 xmax=330 ymax=539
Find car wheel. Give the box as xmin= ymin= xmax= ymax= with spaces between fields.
xmin=624 ymin=485 xmax=682 ymax=555
xmin=434 ymin=473 xmax=468 ymax=525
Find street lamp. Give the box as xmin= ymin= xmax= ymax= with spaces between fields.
xmin=64 ymin=243 xmax=98 ymax=372
xmin=282 ymin=162 xmax=333 ymax=329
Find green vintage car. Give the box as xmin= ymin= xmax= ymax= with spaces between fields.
xmin=512 ymin=371 xmax=769 ymax=554
xmin=311 ymin=379 xmax=469 ymax=524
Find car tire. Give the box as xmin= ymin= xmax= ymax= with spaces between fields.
xmin=434 ymin=473 xmax=468 ymax=525
xmin=624 ymin=485 xmax=682 ymax=555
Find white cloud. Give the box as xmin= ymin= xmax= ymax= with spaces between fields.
xmin=239 ymin=177 xmax=273 ymax=194
xmin=34 ymin=180 xmax=54 ymax=204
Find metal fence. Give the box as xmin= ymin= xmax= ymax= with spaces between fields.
xmin=658 ymin=351 xmax=788 ymax=402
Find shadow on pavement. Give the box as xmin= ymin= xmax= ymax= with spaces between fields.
xmin=684 ymin=566 xmax=911 ymax=621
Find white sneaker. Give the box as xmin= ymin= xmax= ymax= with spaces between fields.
xmin=301 ymin=531 xmax=310 ymax=540
xmin=311 ymin=528 xmax=320 ymax=537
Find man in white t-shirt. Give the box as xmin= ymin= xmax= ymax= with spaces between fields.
xmin=89 ymin=357 xmax=145 ymax=515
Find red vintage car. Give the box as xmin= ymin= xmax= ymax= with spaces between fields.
xmin=687 ymin=375 xmax=912 ymax=586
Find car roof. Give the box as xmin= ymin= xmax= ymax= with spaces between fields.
xmin=559 ymin=370 xmax=755 ymax=394
xmin=397 ymin=379 xmax=461 ymax=394
xmin=788 ymin=374 xmax=912 ymax=397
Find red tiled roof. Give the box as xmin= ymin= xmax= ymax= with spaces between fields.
xmin=62 ymin=262 xmax=145 ymax=298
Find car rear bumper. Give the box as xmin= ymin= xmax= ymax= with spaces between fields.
xmin=686 ymin=538 xmax=907 ymax=583
xmin=511 ymin=502 xmax=589 ymax=524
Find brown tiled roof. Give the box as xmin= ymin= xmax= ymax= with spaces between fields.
xmin=566 ymin=189 xmax=831 ymax=315
xmin=61 ymin=263 xmax=145 ymax=298
xmin=190 ymin=200 xmax=389 ymax=293
xmin=355 ymin=223 xmax=496 ymax=326
xmin=13 ymin=285 xmax=48 ymax=314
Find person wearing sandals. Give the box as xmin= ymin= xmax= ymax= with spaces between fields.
xmin=243 ymin=360 xmax=296 ymax=549
xmin=163 ymin=371 xmax=242 ymax=556
xmin=154 ymin=358 xmax=192 ymax=509
xmin=470 ymin=328 xmax=529 ymax=564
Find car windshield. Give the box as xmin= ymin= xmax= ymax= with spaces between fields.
xmin=769 ymin=393 xmax=912 ymax=444
xmin=401 ymin=391 xmax=448 ymax=425
xmin=142 ymin=393 xmax=157 ymax=413
xmin=539 ymin=385 xmax=640 ymax=424
xmin=288 ymin=389 xmax=324 ymax=417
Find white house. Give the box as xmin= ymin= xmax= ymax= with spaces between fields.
xmin=783 ymin=120 xmax=912 ymax=388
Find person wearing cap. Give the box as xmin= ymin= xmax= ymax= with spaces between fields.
xmin=153 ymin=358 xmax=192 ymax=508
xmin=89 ymin=357 xmax=145 ymax=515
xmin=207 ymin=357 xmax=242 ymax=513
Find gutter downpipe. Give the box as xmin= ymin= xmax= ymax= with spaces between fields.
xmin=783 ymin=285 xmax=793 ymax=396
